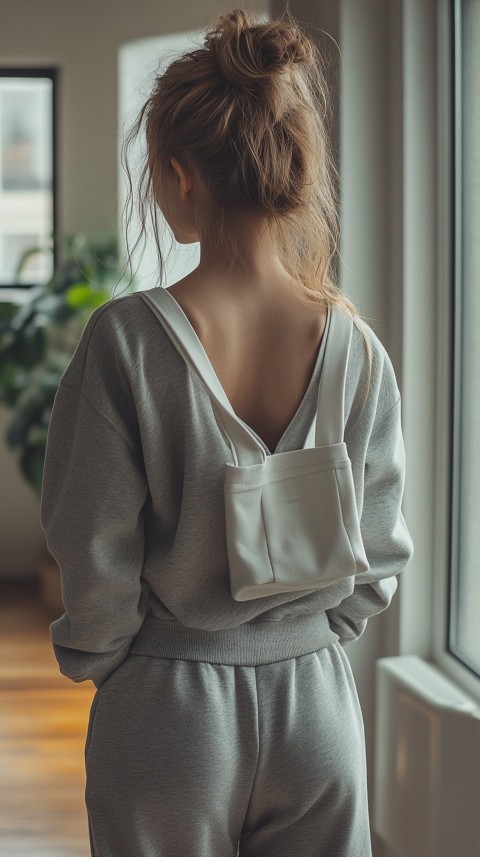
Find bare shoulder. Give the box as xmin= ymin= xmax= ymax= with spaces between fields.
xmin=166 ymin=272 xmax=327 ymax=329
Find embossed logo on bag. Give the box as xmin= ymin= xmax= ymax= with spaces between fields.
xmin=287 ymin=496 xmax=301 ymax=504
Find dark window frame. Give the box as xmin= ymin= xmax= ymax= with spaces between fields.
xmin=0 ymin=66 xmax=58 ymax=289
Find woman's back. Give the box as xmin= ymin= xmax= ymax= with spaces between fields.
xmin=168 ymin=275 xmax=328 ymax=454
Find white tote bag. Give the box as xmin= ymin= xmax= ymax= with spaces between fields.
xmin=140 ymin=287 xmax=369 ymax=602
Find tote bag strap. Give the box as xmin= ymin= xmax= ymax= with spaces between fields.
xmin=304 ymin=303 xmax=353 ymax=449
xmin=138 ymin=287 xmax=352 ymax=463
xmin=139 ymin=288 xmax=263 ymax=465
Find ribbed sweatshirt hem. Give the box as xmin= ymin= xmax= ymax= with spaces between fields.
xmin=130 ymin=611 xmax=339 ymax=666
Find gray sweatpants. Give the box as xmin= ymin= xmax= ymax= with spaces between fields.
xmin=84 ymin=639 xmax=372 ymax=856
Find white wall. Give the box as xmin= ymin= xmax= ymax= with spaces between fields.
xmin=118 ymin=32 xmax=201 ymax=292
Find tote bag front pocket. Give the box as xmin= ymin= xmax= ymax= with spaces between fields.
xmin=224 ymin=442 xmax=369 ymax=601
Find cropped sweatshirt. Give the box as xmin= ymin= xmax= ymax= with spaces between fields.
xmin=40 ymin=286 xmax=414 ymax=688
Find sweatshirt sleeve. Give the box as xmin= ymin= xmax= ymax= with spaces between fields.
xmin=40 ymin=313 xmax=150 ymax=688
xmin=326 ymin=395 xmax=414 ymax=646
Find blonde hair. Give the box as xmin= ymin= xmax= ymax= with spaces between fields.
xmin=119 ymin=7 xmax=372 ymax=414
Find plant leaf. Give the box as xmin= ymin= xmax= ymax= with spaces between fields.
xmin=65 ymin=283 xmax=111 ymax=309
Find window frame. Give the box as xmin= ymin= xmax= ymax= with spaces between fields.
xmin=0 ymin=66 xmax=59 ymax=289
xmin=432 ymin=0 xmax=480 ymax=700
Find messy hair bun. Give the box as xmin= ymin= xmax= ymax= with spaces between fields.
xmin=205 ymin=9 xmax=315 ymax=88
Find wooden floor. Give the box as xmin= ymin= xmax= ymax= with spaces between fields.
xmin=0 ymin=577 xmax=94 ymax=857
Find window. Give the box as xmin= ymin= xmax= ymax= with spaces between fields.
xmin=118 ymin=36 xmax=201 ymax=290
xmin=0 ymin=69 xmax=57 ymax=288
xmin=448 ymin=0 xmax=480 ymax=678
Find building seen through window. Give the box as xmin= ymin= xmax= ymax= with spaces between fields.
xmin=0 ymin=71 xmax=56 ymax=287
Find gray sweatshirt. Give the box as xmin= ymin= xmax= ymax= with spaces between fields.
xmin=40 ymin=287 xmax=414 ymax=688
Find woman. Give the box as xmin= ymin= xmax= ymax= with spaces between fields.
xmin=40 ymin=8 xmax=414 ymax=856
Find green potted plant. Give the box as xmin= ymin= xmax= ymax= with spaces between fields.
xmin=0 ymin=231 xmax=134 ymax=611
